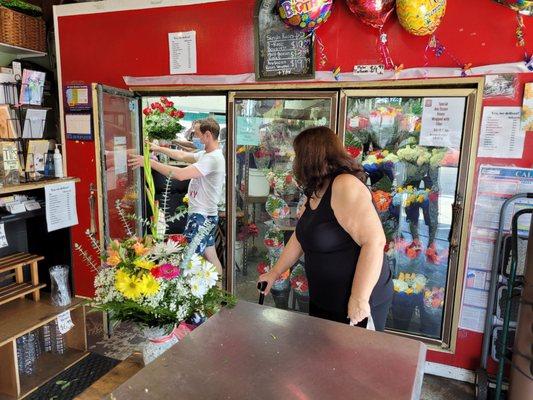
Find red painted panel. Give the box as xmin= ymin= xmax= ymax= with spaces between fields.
xmin=58 ymin=0 xmax=533 ymax=365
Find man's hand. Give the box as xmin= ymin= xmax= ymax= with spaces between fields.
xmin=128 ymin=154 xmax=144 ymax=169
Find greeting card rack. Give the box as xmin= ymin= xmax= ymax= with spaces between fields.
xmin=0 ymin=81 xmax=51 ymax=185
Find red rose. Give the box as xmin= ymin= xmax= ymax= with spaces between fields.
xmin=168 ymin=234 xmax=188 ymax=245
xmin=285 ymin=175 xmax=293 ymax=184
xmin=160 ymin=97 xmax=168 ymax=104
xmin=177 ymin=110 xmax=185 ymax=119
xmin=429 ymin=192 xmax=439 ymax=202
xmin=143 ymin=107 xmax=152 ymax=116
xmin=257 ymin=261 xmax=269 ymax=275
xmin=167 ymin=101 xmax=174 ymax=108
xmin=151 ymin=102 xmax=158 ymax=110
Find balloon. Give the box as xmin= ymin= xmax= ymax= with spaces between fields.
xmin=493 ymin=0 xmax=533 ymax=16
xmin=277 ymin=0 xmax=333 ymax=33
xmin=345 ymin=0 xmax=395 ymax=30
xmin=396 ymin=0 xmax=446 ymax=36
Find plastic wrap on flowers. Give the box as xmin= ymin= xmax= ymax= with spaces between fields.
xmin=266 ymin=195 xmax=291 ymax=220
xmin=391 ymin=273 xmax=426 ymax=330
xmin=420 ymin=287 xmax=444 ymax=337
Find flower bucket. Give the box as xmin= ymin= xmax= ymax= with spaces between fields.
xmin=142 ymin=322 xmax=196 ymax=365
xmin=391 ymin=292 xmax=421 ymax=331
xmin=248 ymin=169 xmax=270 ymax=197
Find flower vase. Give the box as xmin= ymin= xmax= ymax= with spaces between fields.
xmin=295 ymin=293 xmax=309 ymax=313
xmin=420 ymin=305 xmax=442 ymax=337
xmin=142 ymin=325 xmax=179 ymax=365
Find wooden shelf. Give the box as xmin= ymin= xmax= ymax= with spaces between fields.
xmin=0 ymin=283 xmax=46 ymax=306
xmin=18 ymin=350 xmax=90 ymax=399
xmin=0 ymin=295 xmax=85 ymax=346
xmin=0 ymin=177 xmax=80 ymax=195
xmin=0 ymin=253 xmax=44 ymax=273
xmin=0 ymin=42 xmax=46 ymax=59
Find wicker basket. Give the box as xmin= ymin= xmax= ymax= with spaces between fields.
xmin=0 ymin=6 xmax=46 ymax=52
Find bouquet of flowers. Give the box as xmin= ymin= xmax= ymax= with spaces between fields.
xmin=237 ymin=223 xmax=259 ymax=242
xmin=265 ymin=195 xmax=290 ymax=220
xmin=423 ymin=287 xmax=444 ymax=310
xmin=362 ymin=150 xmax=399 ymax=183
xmin=253 ymin=146 xmax=271 ymax=170
xmin=266 ymin=170 xmax=298 ymax=196
xmin=397 ymin=145 xmax=432 ymax=167
xmin=143 ymin=97 xmax=185 ymax=141
xmin=76 ymin=143 xmax=234 ymax=330
xmin=289 ymin=263 xmax=308 ymax=297
xmin=393 ymin=272 xmax=427 ymax=295
xmin=344 ymin=131 xmax=363 ymax=161
xmin=371 ymin=190 xmax=393 ymax=213
xmin=256 ymin=258 xmax=290 ymax=290
xmin=263 ymin=226 xmax=284 ymax=249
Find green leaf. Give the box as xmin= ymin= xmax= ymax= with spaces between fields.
xmin=55 ymin=380 xmax=67 ymax=386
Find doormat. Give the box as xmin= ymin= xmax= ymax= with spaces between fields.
xmin=27 ymin=352 xmax=120 ymax=400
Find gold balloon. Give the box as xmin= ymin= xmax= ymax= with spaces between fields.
xmin=396 ymin=0 xmax=447 ymax=36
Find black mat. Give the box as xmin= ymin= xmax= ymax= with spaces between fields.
xmin=27 ymin=352 xmax=120 ymax=400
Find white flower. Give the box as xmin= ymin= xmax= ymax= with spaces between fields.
xmin=190 ymin=278 xmax=209 ymax=298
xmin=150 ymin=240 xmax=180 ymax=259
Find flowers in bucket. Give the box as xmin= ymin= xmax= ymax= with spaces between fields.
xmin=143 ymin=97 xmax=185 ymax=141
xmin=289 ymin=263 xmax=308 ymax=297
xmin=393 ymin=273 xmax=427 ymax=295
xmin=362 ymin=150 xmax=399 ymax=181
xmin=345 ymin=131 xmax=363 ymax=161
xmin=75 ymin=142 xmax=235 ymax=331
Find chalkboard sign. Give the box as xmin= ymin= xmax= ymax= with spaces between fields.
xmin=254 ymin=0 xmax=315 ymax=81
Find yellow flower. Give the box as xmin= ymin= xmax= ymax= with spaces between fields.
xmin=417 ymin=195 xmax=424 ymax=203
xmin=406 ymin=288 xmax=414 ymax=295
xmin=183 ymin=195 xmax=189 ymax=204
xmin=134 ymin=259 xmax=155 ymax=270
xmin=133 ymin=241 xmax=149 ymax=256
xmin=398 ymin=272 xmax=405 ymax=281
xmin=115 ymin=272 xmax=142 ymax=300
xmin=139 ymin=274 xmax=160 ymax=297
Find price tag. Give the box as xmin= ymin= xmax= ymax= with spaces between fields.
xmin=57 ymin=310 xmax=74 ymax=334
xmin=353 ymin=64 xmax=385 ymax=75
xmin=0 ymin=223 xmax=8 ymax=248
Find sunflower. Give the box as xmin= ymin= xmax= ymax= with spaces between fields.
xmin=139 ymin=274 xmax=160 ymax=297
xmin=115 ymin=272 xmax=143 ymax=300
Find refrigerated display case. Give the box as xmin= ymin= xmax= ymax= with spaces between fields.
xmin=339 ymin=88 xmax=480 ymax=347
xmin=227 ymin=91 xmax=338 ymax=310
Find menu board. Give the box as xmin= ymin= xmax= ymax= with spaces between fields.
xmin=254 ymin=0 xmax=315 ymax=81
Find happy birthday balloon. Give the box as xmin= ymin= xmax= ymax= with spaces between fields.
xmin=277 ymin=0 xmax=333 ymax=33
xmin=396 ymin=0 xmax=447 ymax=36
xmin=345 ymin=0 xmax=396 ymax=30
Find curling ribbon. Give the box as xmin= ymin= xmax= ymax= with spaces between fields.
xmin=315 ymin=33 xmax=328 ymax=68
xmin=378 ymin=29 xmax=395 ymax=70
xmin=516 ymin=12 xmax=526 ymax=47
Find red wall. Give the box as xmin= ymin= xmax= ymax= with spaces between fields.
xmin=57 ymin=0 xmax=533 ymax=371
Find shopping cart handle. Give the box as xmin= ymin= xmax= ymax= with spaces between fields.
xmin=257 ymin=281 xmax=268 ymax=305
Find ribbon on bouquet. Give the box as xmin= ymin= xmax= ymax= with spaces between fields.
xmin=148 ymin=322 xmax=197 ymax=344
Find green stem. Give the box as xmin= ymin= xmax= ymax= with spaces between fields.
xmin=143 ymin=142 xmax=159 ymax=239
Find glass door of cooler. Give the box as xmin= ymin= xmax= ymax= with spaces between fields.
xmin=339 ymin=88 xmax=479 ymax=346
xmin=227 ymin=91 xmax=338 ymax=311
xmin=94 ymin=84 xmax=143 ymax=245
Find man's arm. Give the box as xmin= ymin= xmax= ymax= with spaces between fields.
xmin=149 ymin=159 xmax=203 ymax=181
xmin=151 ymin=143 xmax=197 ymax=164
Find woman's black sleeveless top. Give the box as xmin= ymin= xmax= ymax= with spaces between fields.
xmin=295 ymin=172 xmax=392 ymax=313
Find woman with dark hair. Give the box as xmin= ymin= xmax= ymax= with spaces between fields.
xmin=258 ymin=127 xmax=393 ymax=330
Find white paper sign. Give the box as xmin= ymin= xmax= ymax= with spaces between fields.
xmin=57 ymin=310 xmax=74 ymax=334
xmin=113 ymin=136 xmax=127 ymax=175
xmin=169 ymin=31 xmax=197 ymax=75
xmin=45 ymin=181 xmax=79 ymax=232
xmin=353 ymin=64 xmax=385 ymax=75
xmin=478 ymin=107 xmax=524 ymax=158
xmin=420 ymin=97 xmax=466 ymax=149
xmin=0 ymin=223 xmax=8 ymax=248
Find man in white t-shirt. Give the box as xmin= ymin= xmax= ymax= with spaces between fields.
xmin=128 ymin=118 xmax=225 ymax=274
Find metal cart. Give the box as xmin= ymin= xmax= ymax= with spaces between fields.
xmin=476 ymin=193 xmax=533 ymax=399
